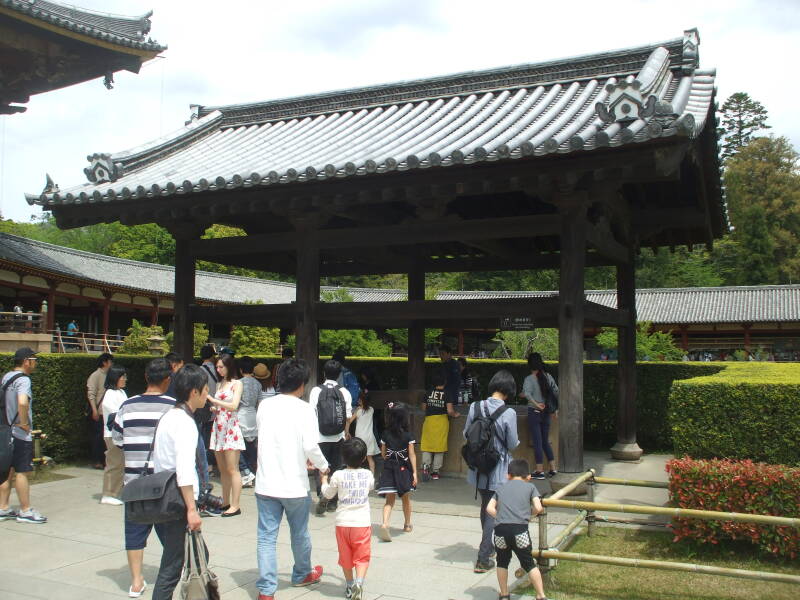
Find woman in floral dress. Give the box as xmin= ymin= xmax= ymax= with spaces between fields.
xmin=209 ymin=353 xmax=245 ymax=516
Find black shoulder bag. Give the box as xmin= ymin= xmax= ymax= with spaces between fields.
xmin=121 ymin=408 xmax=188 ymax=524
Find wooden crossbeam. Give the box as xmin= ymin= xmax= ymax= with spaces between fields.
xmin=585 ymin=221 xmax=629 ymax=264
xmin=188 ymin=215 xmax=560 ymax=258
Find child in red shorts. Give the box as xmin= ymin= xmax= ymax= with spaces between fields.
xmin=321 ymin=437 xmax=374 ymax=600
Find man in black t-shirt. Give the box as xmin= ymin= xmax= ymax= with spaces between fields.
xmin=419 ymin=372 xmax=460 ymax=481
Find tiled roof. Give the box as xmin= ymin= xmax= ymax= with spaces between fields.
xmin=3 ymin=233 xmax=792 ymax=325
xmin=0 ymin=233 xmax=295 ymax=304
xmin=1 ymin=0 xmax=165 ymax=52
xmin=28 ymin=29 xmax=714 ymax=206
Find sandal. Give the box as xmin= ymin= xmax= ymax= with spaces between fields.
xmin=499 ymin=595 xmax=510 ymax=600
xmin=403 ymin=524 xmax=413 ymax=532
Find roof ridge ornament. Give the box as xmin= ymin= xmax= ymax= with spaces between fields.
xmin=682 ymin=28 xmax=700 ymax=74
xmin=84 ymin=153 xmax=123 ymax=184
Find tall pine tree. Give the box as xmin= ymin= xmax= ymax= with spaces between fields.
xmin=717 ymin=92 xmax=771 ymax=161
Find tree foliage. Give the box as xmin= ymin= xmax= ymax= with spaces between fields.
xmin=229 ymin=324 xmax=280 ymax=355
xmin=595 ymin=322 xmax=683 ymax=361
xmin=120 ymin=319 xmax=168 ymax=354
xmin=717 ymin=92 xmax=771 ymax=161
xmin=166 ymin=323 xmax=211 ymax=357
xmin=721 ymin=136 xmax=800 ymax=284
xmin=492 ymin=328 xmax=559 ymax=360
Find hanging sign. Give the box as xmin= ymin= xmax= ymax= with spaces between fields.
xmin=500 ymin=317 xmax=534 ymax=331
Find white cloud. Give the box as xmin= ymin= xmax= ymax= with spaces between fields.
xmin=2 ymin=0 xmax=798 ymax=221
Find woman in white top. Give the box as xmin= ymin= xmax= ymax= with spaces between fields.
xmin=100 ymin=366 xmax=127 ymax=505
xmin=347 ymin=392 xmax=379 ymax=473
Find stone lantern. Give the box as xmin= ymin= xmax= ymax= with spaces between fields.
xmin=147 ymin=334 xmax=165 ymax=355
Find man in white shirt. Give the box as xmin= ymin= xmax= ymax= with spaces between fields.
xmin=151 ymin=364 xmax=208 ymax=600
xmin=255 ymin=359 xmax=328 ymax=600
xmin=309 ymin=360 xmax=352 ymax=515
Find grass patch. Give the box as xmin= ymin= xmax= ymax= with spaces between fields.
xmin=518 ymin=528 xmax=800 ymax=600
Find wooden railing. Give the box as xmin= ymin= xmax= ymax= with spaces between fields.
xmin=0 ymin=311 xmax=46 ymax=333
xmin=49 ymin=330 xmax=124 ymax=354
xmin=523 ymin=470 xmax=800 ymax=585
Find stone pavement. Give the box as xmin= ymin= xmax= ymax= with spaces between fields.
xmin=0 ymin=452 xmax=671 ymax=600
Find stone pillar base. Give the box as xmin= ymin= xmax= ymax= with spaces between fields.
xmin=610 ymin=442 xmax=643 ymax=462
xmin=549 ymin=472 xmax=588 ymax=496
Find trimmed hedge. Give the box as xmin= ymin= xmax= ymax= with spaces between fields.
xmin=0 ymin=354 xmax=153 ymax=462
xmin=5 ymin=352 xmax=794 ymax=463
xmin=667 ymin=457 xmax=800 ymax=559
xmin=669 ymin=363 xmax=800 ymax=466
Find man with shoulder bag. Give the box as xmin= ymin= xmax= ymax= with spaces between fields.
xmin=151 ymin=364 xmax=214 ymax=600
xmin=112 ymin=358 xmax=175 ymax=598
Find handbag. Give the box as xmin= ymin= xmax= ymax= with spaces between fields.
xmin=121 ymin=411 xmax=186 ymax=524
xmin=180 ymin=530 xmax=220 ymax=600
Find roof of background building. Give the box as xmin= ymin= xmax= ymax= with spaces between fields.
xmin=28 ymin=29 xmax=713 ymax=207
xmin=0 ymin=0 xmax=165 ymax=52
xmin=0 ymin=233 xmax=797 ymax=325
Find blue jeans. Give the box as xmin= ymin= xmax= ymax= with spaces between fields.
xmin=256 ymin=493 xmax=313 ymax=595
xmin=528 ymin=408 xmax=554 ymax=466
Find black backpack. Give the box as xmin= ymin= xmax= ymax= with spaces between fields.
xmin=1 ymin=372 xmax=27 ymax=485
xmin=316 ymin=383 xmax=346 ymax=436
xmin=461 ymin=401 xmax=509 ymax=494
xmin=541 ymin=373 xmax=559 ymax=414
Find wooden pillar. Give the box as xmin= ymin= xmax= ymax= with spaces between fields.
xmin=743 ymin=323 xmax=752 ymax=351
xmin=457 ymin=330 xmax=465 ymax=356
xmin=557 ymin=197 xmax=587 ymax=474
xmin=610 ymin=243 xmax=643 ymax=461
xmin=101 ymin=295 xmax=111 ymax=336
xmin=172 ymin=229 xmax=199 ymax=362
xmin=150 ymin=298 xmax=159 ymax=327
xmin=46 ymin=281 xmax=56 ymax=331
xmin=680 ymin=325 xmax=689 ymax=352
xmin=407 ymin=263 xmax=425 ymax=394
xmin=295 ymin=228 xmax=320 ymax=397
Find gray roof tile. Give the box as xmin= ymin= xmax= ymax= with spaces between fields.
xmin=1 ymin=0 xmax=166 ymax=52
xmin=28 ymin=30 xmax=714 ymax=207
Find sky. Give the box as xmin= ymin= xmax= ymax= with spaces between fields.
xmin=1 ymin=0 xmax=799 ymax=222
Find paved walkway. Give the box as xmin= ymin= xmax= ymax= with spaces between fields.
xmin=0 ymin=452 xmax=671 ymax=600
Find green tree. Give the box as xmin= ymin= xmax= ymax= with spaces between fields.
xmin=384 ymin=328 xmax=442 ymax=351
xmin=318 ymin=329 xmax=391 ymax=357
xmin=120 ymin=319 xmax=168 ymax=354
xmin=595 ymin=322 xmax=682 ymax=361
xmin=165 ymin=322 xmax=210 ymax=357
xmin=722 ymin=136 xmax=800 ymax=283
xmin=718 ymin=92 xmax=771 ymax=161
xmin=635 ymin=247 xmax=722 ymax=288
xmin=492 ymin=328 xmax=559 ymax=360
xmin=229 ymin=324 xmax=280 ymax=355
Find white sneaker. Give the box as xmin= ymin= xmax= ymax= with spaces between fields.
xmin=100 ymin=496 xmax=124 ymax=506
xmin=242 ymin=472 xmax=255 ymax=487
xmin=16 ymin=508 xmax=47 ymax=524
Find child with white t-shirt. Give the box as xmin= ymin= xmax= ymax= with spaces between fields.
xmin=321 ymin=437 xmax=374 ymax=600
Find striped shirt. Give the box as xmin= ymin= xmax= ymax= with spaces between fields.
xmin=112 ymin=393 xmax=176 ymax=484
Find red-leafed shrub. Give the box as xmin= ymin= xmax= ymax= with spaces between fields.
xmin=666 ymin=457 xmax=800 ymax=559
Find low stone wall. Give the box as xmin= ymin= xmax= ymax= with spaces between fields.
xmin=0 ymin=333 xmax=51 ymax=353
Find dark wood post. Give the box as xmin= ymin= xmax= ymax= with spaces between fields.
xmin=610 ymin=243 xmax=643 ymax=461
xmin=407 ymin=263 xmax=425 ymax=395
xmin=46 ymin=280 xmax=56 ymax=331
xmin=295 ymin=228 xmax=320 ymax=396
xmin=150 ymin=298 xmax=159 ymax=327
xmin=101 ymin=294 xmax=111 ymax=336
xmin=171 ymin=226 xmax=201 ymax=362
xmin=557 ymin=196 xmax=587 ymax=474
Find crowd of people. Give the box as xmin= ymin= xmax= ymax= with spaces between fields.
xmin=0 ymin=343 xmax=559 ymax=600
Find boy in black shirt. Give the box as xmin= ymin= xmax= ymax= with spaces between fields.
xmin=486 ymin=459 xmax=549 ymax=600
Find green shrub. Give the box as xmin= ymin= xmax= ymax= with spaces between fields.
xmin=0 ymin=353 xmax=152 ymax=462
xmin=669 ymin=363 xmax=800 ymax=465
xmin=667 ymin=457 xmax=800 ymax=558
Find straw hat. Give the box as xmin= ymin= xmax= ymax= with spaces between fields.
xmin=253 ymin=363 xmax=271 ymax=380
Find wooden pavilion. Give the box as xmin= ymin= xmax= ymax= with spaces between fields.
xmin=0 ymin=0 xmax=164 ymax=114
xmin=27 ymin=29 xmax=724 ymax=472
